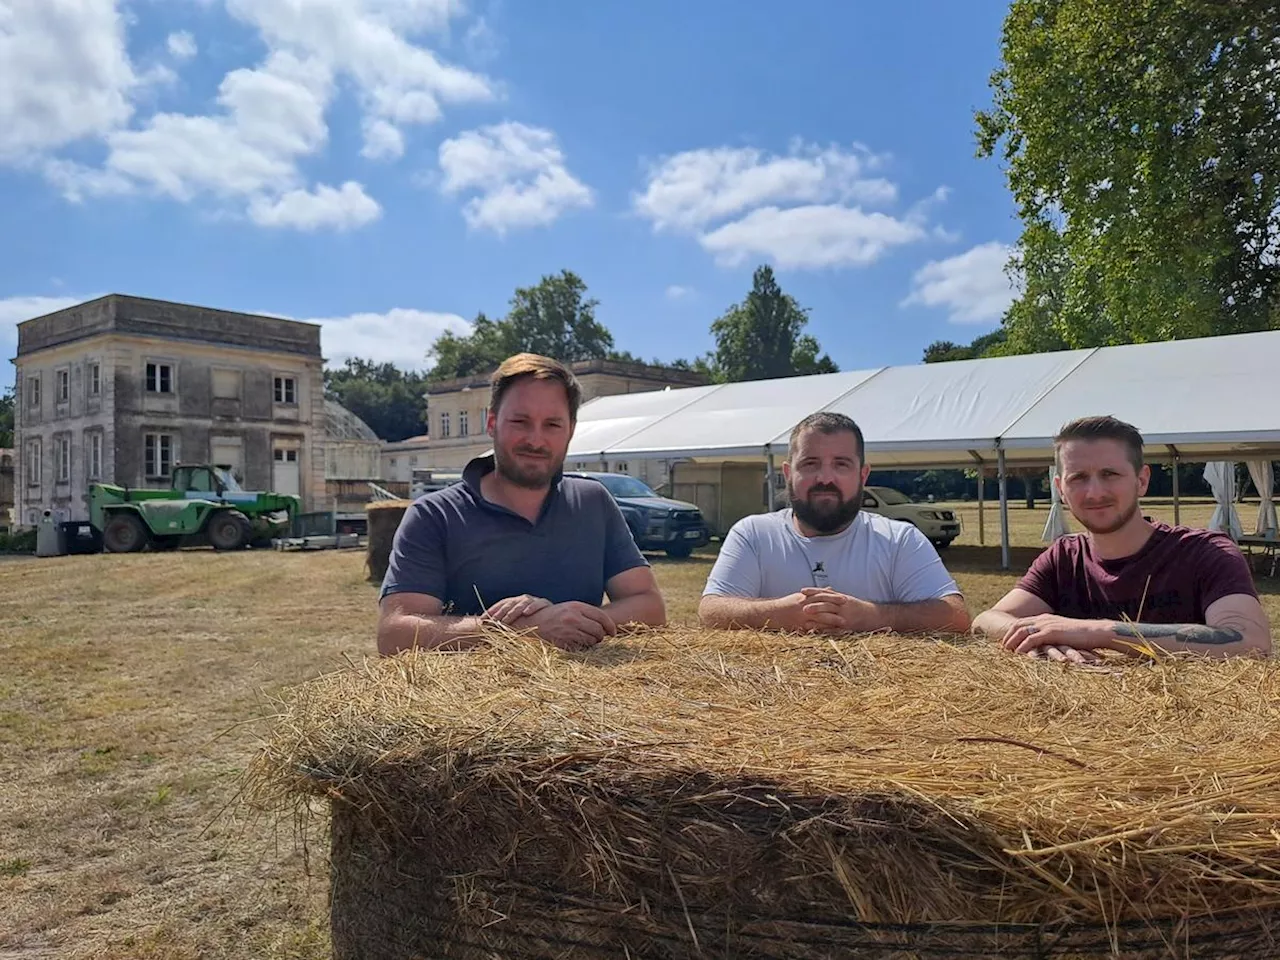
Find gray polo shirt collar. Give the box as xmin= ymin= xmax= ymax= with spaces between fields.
xmin=461 ymin=454 xmax=566 ymax=527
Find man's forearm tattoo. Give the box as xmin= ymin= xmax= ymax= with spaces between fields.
xmin=1112 ymin=622 xmax=1245 ymax=646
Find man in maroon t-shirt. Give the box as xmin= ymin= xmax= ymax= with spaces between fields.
xmin=973 ymin=416 xmax=1272 ymax=662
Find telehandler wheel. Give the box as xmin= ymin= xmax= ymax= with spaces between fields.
xmin=207 ymin=510 xmax=252 ymax=551
xmin=103 ymin=513 xmax=149 ymax=553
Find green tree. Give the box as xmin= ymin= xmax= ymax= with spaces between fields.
xmin=0 ymin=389 xmax=12 ymax=448
xmin=324 ymin=359 xmax=428 ymax=442
xmin=427 ymin=271 xmax=617 ymax=381
xmin=922 ymin=328 xmax=1010 ymax=363
xmin=977 ymin=0 xmax=1280 ymax=348
xmin=707 ymin=265 xmax=838 ymax=382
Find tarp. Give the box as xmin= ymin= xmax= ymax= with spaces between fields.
xmin=567 ymin=328 xmax=1280 ymax=470
xmin=1205 ymin=462 xmax=1244 ymax=540
xmin=1247 ymin=460 xmax=1278 ymax=537
xmin=1042 ymin=464 xmax=1069 ymax=542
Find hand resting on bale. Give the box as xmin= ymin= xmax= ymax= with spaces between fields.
xmin=699 ymin=588 xmax=970 ymax=636
xmin=377 ymin=565 xmax=664 ymax=655
xmin=973 ymin=589 xmax=1273 ymax=661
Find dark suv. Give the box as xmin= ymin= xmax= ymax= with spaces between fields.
xmin=566 ymin=472 xmax=710 ymax=558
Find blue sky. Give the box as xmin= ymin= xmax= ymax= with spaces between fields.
xmin=0 ymin=0 xmax=1020 ymax=393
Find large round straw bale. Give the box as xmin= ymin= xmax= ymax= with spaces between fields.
xmin=246 ymin=630 xmax=1280 ymax=958
xmin=365 ymin=499 xmax=412 ymax=584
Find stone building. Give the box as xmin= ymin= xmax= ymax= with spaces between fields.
xmin=12 ymin=294 xmax=327 ymax=525
xmin=424 ymin=358 xmax=710 ymax=473
xmin=380 ymin=434 xmax=431 ymax=483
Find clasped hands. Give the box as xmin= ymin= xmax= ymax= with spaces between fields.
xmin=784 ymin=587 xmax=886 ymax=635
xmin=482 ymin=594 xmax=615 ymax=652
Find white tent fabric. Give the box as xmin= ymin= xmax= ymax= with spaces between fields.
xmin=582 ymin=369 xmax=883 ymax=461
xmin=1247 ymin=460 xmax=1277 ymax=537
xmin=568 ymin=328 xmax=1280 ymax=470
xmin=1204 ymin=462 xmax=1244 ymax=540
xmin=1041 ymin=464 xmax=1069 ymax=542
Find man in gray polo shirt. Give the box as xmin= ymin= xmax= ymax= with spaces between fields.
xmin=699 ymin=412 xmax=970 ymax=635
xmin=377 ymin=353 xmax=666 ymax=654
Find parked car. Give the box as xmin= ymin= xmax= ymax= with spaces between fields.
xmin=565 ymin=471 xmax=710 ymax=558
xmin=860 ymin=485 xmax=962 ymax=548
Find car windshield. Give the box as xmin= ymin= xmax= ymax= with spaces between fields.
xmin=868 ymin=486 xmax=912 ymax=505
xmin=599 ymin=476 xmax=658 ymax=498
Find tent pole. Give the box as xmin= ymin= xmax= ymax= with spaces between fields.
xmin=998 ymin=447 xmax=1010 ymax=570
xmin=765 ymin=450 xmax=776 ymax=512
xmin=1171 ymin=448 xmax=1181 ymax=525
xmin=978 ymin=467 xmax=986 ymax=546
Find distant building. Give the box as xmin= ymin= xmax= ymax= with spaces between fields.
xmin=12 ymin=294 xmax=327 ymax=525
xmin=424 ymin=358 xmax=710 ymax=473
xmin=381 ymin=434 xmax=431 ymax=484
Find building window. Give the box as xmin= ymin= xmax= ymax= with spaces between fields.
xmin=614 ymin=461 xmax=629 ymax=474
xmin=409 ymin=456 xmax=418 ymax=466
xmin=273 ymin=449 xmax=298 ymax=463
xmin=25 ymin=438 xmax=41 ymax=486
xmin=88 ymin=362 xmax=101 ymax=397
xmin=27 ymin=375 xmax=40 ymax=411
xmin=56 ymin=369 xmax=70 ymax=404
xmin=389 ymin=457 xmax=397 ymax=469
xmin=55 ymin=436 xmax=71 ymax=483
xmin=440 ymin=412 xmax=451 ymax=438
xmin=146 ymin=362 xmax=173 ymax=394
xmin=145 ymin=433 xmax=175 ymax=478
xmin=458 ymin=410 xmax=469 ymax=437
xmin=480 ymin=406 xmax=489 ymax=428
xmin=274 ymin=376 xmax=297 ymax=404
xmin=88 ymin=432 xmax=103 ymax=480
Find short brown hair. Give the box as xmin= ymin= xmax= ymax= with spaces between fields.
xmin=788 ymin=412 xmax=865 ymax=462
xmin=489 ymin=353 xmax=582 ymax=421
xmin=1054 ymin=415 xmax=1144 ymax=473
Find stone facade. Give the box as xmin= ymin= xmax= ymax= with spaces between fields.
xmin=12 ymin=295 xmax=327 ymax=525
xmin=423 ymin=359 xmax=710 ymax=472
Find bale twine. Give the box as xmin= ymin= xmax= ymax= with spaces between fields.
xmin=365 ymin=499 xmax=412 ymax=584
xmin=245 ymin=630 xmax=1280 ymax=959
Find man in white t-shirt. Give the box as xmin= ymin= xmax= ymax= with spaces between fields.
xmin=699 ymin=412 xmax=970 ymax=635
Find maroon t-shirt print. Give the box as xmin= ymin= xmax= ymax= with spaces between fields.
xmin=1017 ymin=521 xmax=1258 ymax=625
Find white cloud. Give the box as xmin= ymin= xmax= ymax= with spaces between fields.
xmin=308 ymin=307 xmax=472 ymax=368
xmin=167 ymin=30 xmax=197 ymax=61
xmin=634 ymin=141 xmax=896 ymax=232
xmin=0 ymin=0 xmax=138 ymax=160
xmin=437 ymin=122 xmax=592 ymax=233
xmin=361 ymin=118 xmax=405 ymax=160
xmin=633 ymin=139 xmax=947 ymax=271
xmin=248 ymin=181 xmax=382 ymax=231
xmin=7 ymin=0 xmax=495 ymax=230
xmin=665 ymin=285 xmax=692 ymax=300
xmin=901 ymin=241 xmax=1018 ymax=323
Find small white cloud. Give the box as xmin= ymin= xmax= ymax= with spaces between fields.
xmin=167 ymin=31 xmax=198 ymax=60
xmin=633 ymin=139 xmax=945 ymax=272
xmin=437 ymin=122 xmax=593 ymax=234
xmin=361 ymin=118 xmax=405 ymax=160
xmin=665 ymin=285 xmax=692 ymax=300
xmin=248 ymin=181 xmax=382 ymax=231
xmin=306 ymin=308 xmax=473 ymax=369
xmin=700 ymin=204 xmax=928 ymax=270
xmin=463 ymin=16 xmax=501 ymax=63
xmin=634 ymin=141 xmax=896 ymax=232
xmin=901 ymin=241 xmax=1018 ymax=323
xmin=0 ymin=0 xmax=138 ymax=160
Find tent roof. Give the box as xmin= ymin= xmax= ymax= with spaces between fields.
xmin=567 ymin=329 xmax=1280 ymax=468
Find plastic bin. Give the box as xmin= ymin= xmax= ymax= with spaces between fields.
xmin=59 ymin=521 xmax=103 ymax=555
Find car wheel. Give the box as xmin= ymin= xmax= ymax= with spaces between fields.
xmin=665 ymin=543 xmax=694 ymax=560
xmin=207 ymin=510 xmax=251 ymax=550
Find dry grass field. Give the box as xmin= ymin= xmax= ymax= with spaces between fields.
xmin=3 ymin=498 xmax=1279 ymax=958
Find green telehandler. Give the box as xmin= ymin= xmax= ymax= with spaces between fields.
xmin=89 ymin=464 xmax=303 ymax=553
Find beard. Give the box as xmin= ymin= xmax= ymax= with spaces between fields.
xmin=1070 ymin=496 xmax=1140 ymax=535
xmin=790 ymin=479 xmax=862 ymax=534
xmin=494 ymin=441 xmax=563 ymax=490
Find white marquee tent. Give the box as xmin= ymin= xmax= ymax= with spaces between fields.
xmin=567 ymin=328 xmax=1280 ymax=567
